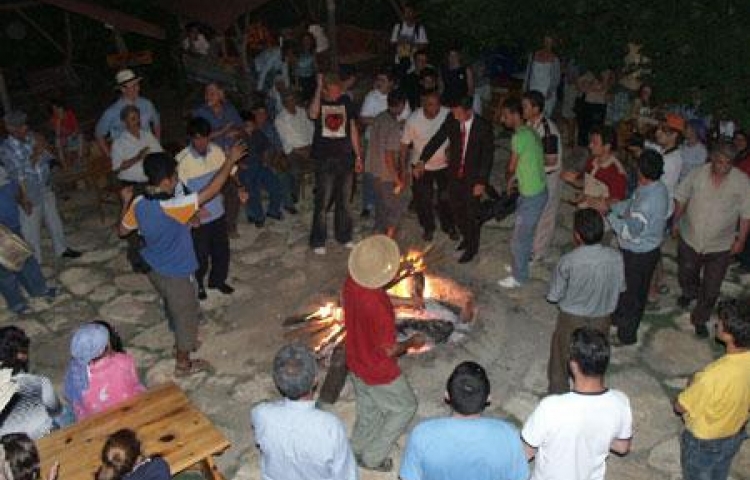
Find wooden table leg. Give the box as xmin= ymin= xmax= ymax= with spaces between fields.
xmin=199 ymin=457 xmax=225 ymax=480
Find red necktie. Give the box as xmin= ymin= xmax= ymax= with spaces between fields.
xmin=458 ymin=122 xmax=467 ymax=178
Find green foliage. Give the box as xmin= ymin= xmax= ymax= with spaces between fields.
xmin=420 ymin=0 xmax=750 ymax=125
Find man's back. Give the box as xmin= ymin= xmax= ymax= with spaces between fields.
xmin=400 ymin=416 xmax=528 ymax=480
xmin=251 ymin=398 xmax=357 ymax=480
xmin=522 ymin=390 xmax=632 ymax=480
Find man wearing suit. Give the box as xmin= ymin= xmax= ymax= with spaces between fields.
xmin=418 ymin=96 xmax=494 ymax=263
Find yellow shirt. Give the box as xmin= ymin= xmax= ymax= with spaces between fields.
xmin=678 ymin=351 xmax=750 ymax=440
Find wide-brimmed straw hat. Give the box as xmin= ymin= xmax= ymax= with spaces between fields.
xmin=348 ymin=235 xmax=401 ymax=289
xmin=115 ymin=69 xmax=142 ymax=88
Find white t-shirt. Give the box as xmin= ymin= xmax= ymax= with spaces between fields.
xmin=529 ymin=116 xmax=562 ymax=173
xmin=661 ymin=148 xmax=682 ymax=217
xmin=308 ymin=24 xmax=329 ymax=53
xmin=390 ymin=22 xmax=428 ymax=45
xmin=402 ymin=106 xmax=450 ymax=170
xmin=522 ymin=389 xmax=632 ymax=480
xmin=111 ymin=129 xmax=163 ymax=183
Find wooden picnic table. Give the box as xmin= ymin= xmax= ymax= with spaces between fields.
xmin=37 ymin=382 xmax=230 ymax=480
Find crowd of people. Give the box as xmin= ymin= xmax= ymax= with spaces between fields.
xmin=0 ymin=3 xmax=749 ymax=480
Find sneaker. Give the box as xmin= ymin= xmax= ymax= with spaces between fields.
xmin=344 ymin=241 xmax=355 ymax=249
xmin=498 ymin=276 xmax=521 ymax=289
xmin=694 ymin=323 xmax=709 ymax=338
xmin=313 ymin=247 xmax=327 ymax=255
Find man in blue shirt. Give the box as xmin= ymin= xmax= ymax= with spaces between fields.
xmin=0 ymin=165 xmax=56 ymax=314
xmin=399 ymin=361 xmax=529 ymax=480
xmin=119 ymin=146 xmax=243 ymax=376
xmin=593 ymin=149 xmax=669 ymax=345
xmin=95 ymin=69 xmax=160 ymax=158
xmin=0 ymin=110 xmax=80 ymax=263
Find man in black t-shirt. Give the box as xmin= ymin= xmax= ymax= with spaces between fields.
xmin=308 ymin=73 xmax=364 ymax=255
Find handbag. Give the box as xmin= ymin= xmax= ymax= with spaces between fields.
xmin=0 ymin=225 xmax=33 ymax=272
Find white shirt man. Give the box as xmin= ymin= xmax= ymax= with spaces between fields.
xmin=274 ymin=103 xmax=314 ymax=155
xmin=111 ymin=129 xmax=163 ymax=183
xmin=402 ymin=105 xmax=449 ymax=171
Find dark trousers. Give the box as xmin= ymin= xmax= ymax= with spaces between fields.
xmin=448 ymin=179 xmax=481 ymax=255
xmin=548 ymin=310 xmax=610 ymax=394
xmin=612 ymin=247 xmax=660 ymax=344
xmin=191 ymin=215 xmax=230 ymax=288
xmin=413 ymin=168 xmax=455 ymax=235
xmin=222 ymin=180 xmax=240 ymax=234
xmin=678 ymin=238 xmax=731 ymax=326
xmin=310 ymin=157 xmax=354 ymax=248
xmin=577 ymin=101 xmax=606 ymax=147
xmin=239 ymin=164 xmax=283 ymax=222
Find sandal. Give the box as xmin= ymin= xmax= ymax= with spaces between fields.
xmin=174 ymin=358 xmax=213 ymax=377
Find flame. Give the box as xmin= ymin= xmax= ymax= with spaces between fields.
xmin=310 ymin=302 xmax=338 ymax=320
xmin=404 ymin=250 xmax=427 ymax=273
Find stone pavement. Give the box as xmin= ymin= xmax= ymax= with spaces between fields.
xmin=4 ymin=152 xmax=750 ymax=480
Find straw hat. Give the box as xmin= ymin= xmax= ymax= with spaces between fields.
xmin=115 ymin=69 xmax=141 ymax=88
xmin=348 ymin=235 xmax=401 ymax=289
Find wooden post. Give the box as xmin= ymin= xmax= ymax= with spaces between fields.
xmin=0 ymin=70 xmax=11 ymax=114
xmin=325 ymin=0 xmax=338 ymax=70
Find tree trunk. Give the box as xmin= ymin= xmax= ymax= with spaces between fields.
xmin=325 ymin=0 xmax=338 ymax=69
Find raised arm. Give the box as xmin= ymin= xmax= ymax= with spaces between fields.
xmin=197 ymin=143 xmax=246 ymax=206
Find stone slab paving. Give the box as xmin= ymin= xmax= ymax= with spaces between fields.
xmin=5 ymin=144 xmax=749 ymax=480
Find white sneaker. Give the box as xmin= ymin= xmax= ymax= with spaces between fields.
xmin=498 ymin=276 xmax=522 ymax=289
xmin=344 ymin=241 xmax=355 ymax=249
xmin=313 ymin=247 xmax=327 ymax=255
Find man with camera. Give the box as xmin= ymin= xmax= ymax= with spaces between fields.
xmin=523 ymin=90 xmax=562 ymax=262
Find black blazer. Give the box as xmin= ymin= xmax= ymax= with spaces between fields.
xmin=419 ymin=113 xmax=495 ymax=185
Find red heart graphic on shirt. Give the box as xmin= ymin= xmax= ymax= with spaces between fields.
xmin=325 ymin=114 xmax=344 ymax=132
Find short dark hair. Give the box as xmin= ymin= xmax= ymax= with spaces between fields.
xmin=638 ymin=149 xmax=665 ymax=181
xmin=522 ymin=90 xmax=546 ymax=112
xmin=717 ymin=298 xmax=750 ymax=348
xmin=119 ymin=105 xmax=140 ymax=122
xmin=447 ymin=95 xmax=473 ymax=111
xmin=187 ymin=116 xmax=211 ymax=138
xmin=0 ymin=433 xmax=40 ymax=480
xmin=569 ymin=327 xmax=610 ymax=377
xmin=387 ymin=90 xmax=406 ymax=108
xmin=96 ymin=429 xmax=142 ymax=480
xmin=376 ymin=66 xmax=396 ymax=82
xmin=143 ymin=152 xmax=177 ymax=186
xmin=574 ymin=208 xmax=604 ymax=245
xmin=413 ymin=48 xmax=428 ymax=59
xmin=446 ymin=361 xmax=490 ymax=415
xmin=589 ymin=125 xmax=617 ymax=150
xmin=501 ymin=96 xmax=523 ymax=116
xmin=0 ymin=326 xmax=30 ymax=374
xmin=272 ymin=344 xmax=317 ymax=400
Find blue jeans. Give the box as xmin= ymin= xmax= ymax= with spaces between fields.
xmin=310 ymin=157 xmax=353 ymax=248
xmin=511 ymin=190 xmax=548 ymax=283
xmin=362 ymin=172 xmax=376 ymax=212
xmin=0 ymin=256 xmax=48 ymax=312
xmin=681 ymin=429 xmax=747 ymax=480
xmin=238 ymin=163 xmax=283 ymax=222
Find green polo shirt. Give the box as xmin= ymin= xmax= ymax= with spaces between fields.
xmin=512 ymin=126 xmax=546 ymax=196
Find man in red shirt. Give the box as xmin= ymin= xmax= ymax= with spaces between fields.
xmin=562 ymin=125 xmax=627 ymax=208
xmin=344 ymin=235 xmax=425 ymax=472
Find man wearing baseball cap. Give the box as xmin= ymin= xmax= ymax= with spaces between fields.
xmin=343 ymin=234 xmax=425 ymax=472
xmin=95 ymin=69 xmax=161 ymax=159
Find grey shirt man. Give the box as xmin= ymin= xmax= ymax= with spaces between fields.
xmin=675 ymin=164 xmax=750 ymax=254
xmin=547 ymin=244 xmax=626 ymax=317
xmin=367 ymin=111 xmax=403 ymax=182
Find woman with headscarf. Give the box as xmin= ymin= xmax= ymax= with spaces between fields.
xmin=63 ymin=322 xmax=144 ymax=421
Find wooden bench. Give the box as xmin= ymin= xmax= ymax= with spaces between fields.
xmin=37 ymin=383 xmax=230 ymax=480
